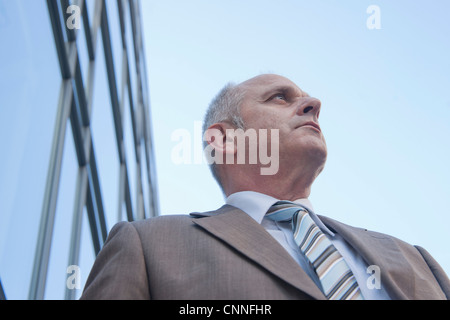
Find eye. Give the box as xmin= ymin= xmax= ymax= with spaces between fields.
xmin=270 ymin=92 xmax=287 ymax=102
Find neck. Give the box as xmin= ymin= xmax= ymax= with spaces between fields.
xmin=222 ymin=161 xmax=322 ymax=201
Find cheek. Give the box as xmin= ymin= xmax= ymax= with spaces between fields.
xmin=244 ymin=115 xmax=280 ymax=131
xmin=242 ymin=105 xmax=286 ymax=129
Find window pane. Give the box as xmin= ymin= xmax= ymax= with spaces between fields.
xmin=76 ymin=206 xmax=95 ymax=300
xmin=44 ymin=121 xmax=78 ymax=300
xmin=123 ymin=0 xmax=137 ymax=100
xmin=91 ymin=24 xmax=120 ymax=231
xmin=0 ymin=0 xmax=61 ymax=300
xmin=85 ymin=0 xmax=96 ymax=24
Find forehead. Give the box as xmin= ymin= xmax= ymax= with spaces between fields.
xmin=239 ymin=74 xmax=307 ymax=98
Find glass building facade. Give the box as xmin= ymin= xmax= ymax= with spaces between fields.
xmin=0 ymin=0 xmax=159 ymax=300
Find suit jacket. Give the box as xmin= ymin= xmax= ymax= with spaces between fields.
xmin=80 ymin=205 xmax=450 ymax=300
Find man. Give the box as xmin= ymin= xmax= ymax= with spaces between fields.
xmin=81 ymin=74 xmax=450 ymax=300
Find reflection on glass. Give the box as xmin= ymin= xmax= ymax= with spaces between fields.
xmin=0 ymin=0 xmax=60 ymax=299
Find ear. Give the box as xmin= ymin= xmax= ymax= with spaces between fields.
xmin=204 ymin=122 xmax=237 ymax=156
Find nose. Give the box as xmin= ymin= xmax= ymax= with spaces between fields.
xmin=296 ymin=97 xmax=322 ymax=119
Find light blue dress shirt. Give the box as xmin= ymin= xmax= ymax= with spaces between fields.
xmin=226 ymin=191 xmax=391 ymax=300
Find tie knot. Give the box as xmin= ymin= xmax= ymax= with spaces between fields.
xmin=266 ymin=200 xmax=308 ymax=222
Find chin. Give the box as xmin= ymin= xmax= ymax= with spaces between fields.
xmin=307 ymin=145 xmax=327 ymax=167
xmin=288 ymin=137 xmax=328 ymax=167
xmin=295 ymin=133 xmax=326 ymax=153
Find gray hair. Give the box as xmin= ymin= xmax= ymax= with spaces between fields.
xmin=202 ymin=82 xmax=245 ymax=190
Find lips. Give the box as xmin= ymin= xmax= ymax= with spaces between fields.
xmin=299 ymin=121 xmax=321 ymax=132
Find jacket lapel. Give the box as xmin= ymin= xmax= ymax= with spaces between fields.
xmin=320 ymin=216 xmax=416 ymax=300
xmin=190 ymin=205 xmax=326 ymax=300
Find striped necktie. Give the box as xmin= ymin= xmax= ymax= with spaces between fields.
xmin=266 ymin=201 xmax=364 ymax=300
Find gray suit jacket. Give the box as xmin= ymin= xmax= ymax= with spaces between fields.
xmin=80 ymin=205 xmax=450 ymax=300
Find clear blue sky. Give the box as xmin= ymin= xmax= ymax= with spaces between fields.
xmin=140 ymin=0 xmax=450 ymax=276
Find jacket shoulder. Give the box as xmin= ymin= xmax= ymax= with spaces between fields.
xmin=124 ymin=214 xmax=201 ymax=243
xmin=129 ymin=214 xmax=195 ymax=230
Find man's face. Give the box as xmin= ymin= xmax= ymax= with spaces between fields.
xmin=238 ymin=74 xmax=327 ymax=171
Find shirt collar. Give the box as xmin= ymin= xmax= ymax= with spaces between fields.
xmin=225 ymin=191 xmax=335 ymax=237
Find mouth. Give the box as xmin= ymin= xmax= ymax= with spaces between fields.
xmin=299 ymin=121 xmax=321 ymax=133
